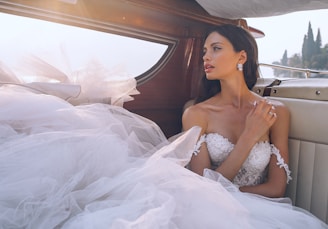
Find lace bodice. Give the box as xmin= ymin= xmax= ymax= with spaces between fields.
xmin=193 ymin=133 xmax=291 ymax=187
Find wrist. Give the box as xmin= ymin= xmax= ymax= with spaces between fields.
xmin=237 ymin=132 xmax=257 ymax=150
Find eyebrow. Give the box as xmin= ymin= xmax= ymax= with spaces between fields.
xmin=204 ymin=41 xmax=223 ymax=49
xmin=210 ymin=42 xmax=223 ymax=46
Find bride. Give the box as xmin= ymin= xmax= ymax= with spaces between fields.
xmin=0 ymin=37 xmax=327 ymax=228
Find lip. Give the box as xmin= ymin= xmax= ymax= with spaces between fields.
xmin=204 ymin=64 xmax=214 ymax=73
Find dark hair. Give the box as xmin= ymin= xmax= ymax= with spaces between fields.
xmin=195 ymin=24 xmax=259 ymax=103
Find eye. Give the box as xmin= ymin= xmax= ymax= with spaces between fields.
xmin=213 ymin=46 xmax=221 ymax=51
xmin=202 ymin=48 xmax=207 ymax=55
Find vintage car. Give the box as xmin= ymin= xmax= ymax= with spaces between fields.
xmin=0 ymin=0 xmax=328 ymax=226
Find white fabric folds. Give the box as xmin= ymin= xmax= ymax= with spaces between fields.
xmin=0 ymin=57 xmax=139 ymax=106
xmin=0 ymin=62 xmax=327 ymax=228
xmin=0 ymin=87 xmax=250 ymax=229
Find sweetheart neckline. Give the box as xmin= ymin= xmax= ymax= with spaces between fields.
xmin=205 ymin=132 xmax=270 ymax=146
xmin=206 ymin=133 xmax=235 ymax=145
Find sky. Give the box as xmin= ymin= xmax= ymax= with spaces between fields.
xmin=0 ymin=9 xmax=327 ymax=79
xmin=0 ymin=12 xmax=167 ymax=79
xmin=246 ymin=9 xmax=328 ymax=77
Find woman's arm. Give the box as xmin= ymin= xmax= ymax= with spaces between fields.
xmin=215 ymin=100 xmax=278 ymax=181
xmin=182 ymin=105 xmax=211 ymax=175
xmin=239 ymin=102 xmax=290 ymax=198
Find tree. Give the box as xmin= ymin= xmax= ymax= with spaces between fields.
xmin=315 ymin=28 xmax=322 ymax=55
xmin=302 ymin=35 xmax=308 ymax=67
xmin=288 ymin=54 xmax=303 ymax=78
xmin=272 ymin=50 xmax=291 ymax=77
xmin=273 ymin=21 xmax=328 ymax=78
xmin=281 ymin=50 xmax=288 ymax=66
xmin=280 ymin=50 xmax=290 ymax=77
xmin=310 ymin=44 xmax=328 ymax=77
xmin=302 ymin=22 xmax=316 ymax=68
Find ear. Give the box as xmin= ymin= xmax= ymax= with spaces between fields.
xmin=238 ymin=50 xmax=247 ymax=64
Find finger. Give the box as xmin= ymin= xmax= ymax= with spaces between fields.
xmin=268 ymin=111 xmax=277 ymax=126
xmin=263 ymin=101 xmax=276 ymax=115
xmin=254 ymin=100 xmax=271 ymax=114
xmin=268 ymin=111 xmax=277 ymax=118
xmin=268 ymin=104 xmax=276 ymax=115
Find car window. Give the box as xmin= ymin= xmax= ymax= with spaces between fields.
xmin=0 ymin=12 xmax=173 ymax=83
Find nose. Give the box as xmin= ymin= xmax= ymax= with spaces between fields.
xmin=203 ymin=51 xmax=210 ymax=61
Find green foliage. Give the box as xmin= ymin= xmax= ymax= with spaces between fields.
xmin=289 ymin=54 xmax=304 ymax=78
xmin=273 ymin=50 xmax=291 ymax=78
xmin=273 ymin=21 xmax=328 ymax=78
xmin=281 ymin=50 xmax=288 ymax=66
xmin=315 ymin=29 xmax=322 ymax=54
xmin=304 ymin=22 xmax=316 ymax=68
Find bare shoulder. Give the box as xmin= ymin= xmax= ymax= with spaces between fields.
xmin=267 ymin=99 xmax=290 ymax=132
xmin=182 ymin=102 xmax=208 ymax=132
xmin=182 ymin=102 xmax=208 ymax=123
xmin=267 ymin=99 xmax=290 ymax=118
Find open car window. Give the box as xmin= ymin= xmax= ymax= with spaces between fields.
xmin=0 ymin=12 xmax=173 ymax=84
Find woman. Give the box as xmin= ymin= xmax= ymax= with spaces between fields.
xmin=0 ymin=33 xmax=326 ymax=228
xmin=183 ymin=24 xmax=327 ymax=227
xmin=0 ymin=62 xmax=250 ymax=229
xmin=182 ymin=24 xmax=290 ymax=197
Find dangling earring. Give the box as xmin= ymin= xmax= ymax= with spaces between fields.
xmin=237 ymin=63 xmax=243 ymax=71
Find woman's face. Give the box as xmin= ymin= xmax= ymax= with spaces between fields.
xmin=203 ymin=32 xmax=241 ymax=80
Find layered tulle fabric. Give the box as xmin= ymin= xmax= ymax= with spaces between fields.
xmin=0 ymin=87 xmax=252 ymax=229
xmin=204 ymin=169 xmax=328 ymax=228
xmin=1 ymin=86 xmax=327 ymax=229
xmin=0 ymin=57 xmax=139 ymax=106
xmin=0 ymin=61 xmax=327 ymax=228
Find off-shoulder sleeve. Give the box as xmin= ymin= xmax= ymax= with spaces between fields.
xmin=192 ymin=134 xmax=206 ymax=156
xmin=270 ymin=144 xmax=292 ymax=184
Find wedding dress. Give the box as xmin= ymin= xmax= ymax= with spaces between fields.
xmin=194 ymin=133 xmax=327 ymax=228
xmin=0 ymin=61 xmax=327 ymax=229
xmin=0 ymin=86 xmax=251 ymax=229
xmin=194 ymin=133 xmax=292 ymax=187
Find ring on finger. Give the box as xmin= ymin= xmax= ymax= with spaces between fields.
xmin=269 ymin=111 xmax=277 ymax=117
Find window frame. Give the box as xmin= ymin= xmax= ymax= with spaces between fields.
xmin=0 ymin=2 xmax=178 ymax=85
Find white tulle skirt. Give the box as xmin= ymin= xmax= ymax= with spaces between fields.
xmin=0 ymin=86 xmax=327 ymax=229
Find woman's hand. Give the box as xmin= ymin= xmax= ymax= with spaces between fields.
xmin=243 ymin=100 xmax=277 ymax=143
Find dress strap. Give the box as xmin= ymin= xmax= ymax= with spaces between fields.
xmin=192 ymin=134 xmax=206 ymax=156
xmin=270 ymin=144 xmax=292 ymax=184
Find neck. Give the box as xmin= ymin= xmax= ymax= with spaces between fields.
xmin=219 ymin=78 xmax=255 ymax=109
